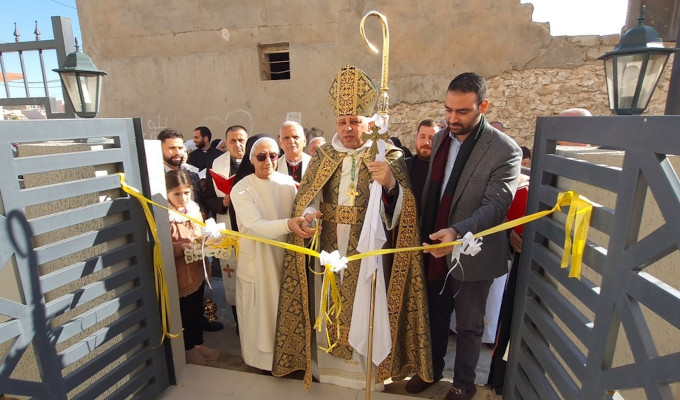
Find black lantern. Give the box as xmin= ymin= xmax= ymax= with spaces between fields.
xmin=53 ymin=39 xmax=107 ymax=118
xmin=598 ymin=6 xmax=678 ymax=115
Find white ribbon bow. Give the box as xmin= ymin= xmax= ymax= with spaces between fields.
xmin=441 ymin=232 xmax=484 ymax=295
xmin=319 ymin=250 xmax=348 ymax=273
xmin=201 ymin=218 xmax=226 ymax=241
xmin=457 ymin=231 xmax=483 ymax=258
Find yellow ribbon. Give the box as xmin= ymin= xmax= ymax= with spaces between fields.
xmin=118 ymin=174 xmax=181 ymax=344
xmin=313 ymin=267 xmax=343 ymax=353
xmin=120 ymin=172 xmax=592 ymax=343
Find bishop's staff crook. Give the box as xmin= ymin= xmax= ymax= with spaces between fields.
xmin=360 ymin=10 xmax=389 ymax=118
xmin=359 ymin=10 xmax=389 ymax=400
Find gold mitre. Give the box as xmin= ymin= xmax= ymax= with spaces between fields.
xmin=328 ymin=64 xmax=378 ymax=116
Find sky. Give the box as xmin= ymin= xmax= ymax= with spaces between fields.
xmin=520 ymin=0 xmax=629 ymax=36
xmin=0 ymin=0 xmax=629 ymax=102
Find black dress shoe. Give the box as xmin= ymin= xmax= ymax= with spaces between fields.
xmin=202 ymin=318 xmax=224 ymax=332
xmin=405 ymin=374 xmax=442 ymax=394
xmin=444 ymin=383 xmax=477 ymax=400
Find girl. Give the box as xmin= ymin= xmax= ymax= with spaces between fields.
xmin=166 ymin=169 xmax=220 ymax=365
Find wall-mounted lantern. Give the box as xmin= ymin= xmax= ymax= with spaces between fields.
xmin=53 ymin=39 xmax=107 ymax=118
xmin=598 ymin=6 xmax=678 ymax=115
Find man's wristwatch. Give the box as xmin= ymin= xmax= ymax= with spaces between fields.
xmin=386 ymin=183 xmax=398 ymax=196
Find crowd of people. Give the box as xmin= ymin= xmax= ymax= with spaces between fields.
xmin=158 ymin=66 xmax=544 ymax=400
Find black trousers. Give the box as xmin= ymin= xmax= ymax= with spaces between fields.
xmin=180 ymin=281 xmax=205 ymax=351
xmin=428 ymin=276 xmax=493 ymax=388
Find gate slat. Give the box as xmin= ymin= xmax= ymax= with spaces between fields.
xmin=39 ymin=243 xmax=136 ymax=293
xmin=29 ymin=198 xmax=131 ymax=236
xmin=45 ymin=266 xmax=139 ymax=319
xmin=19 ymin=174 xmax=122 ymax=207
xmin=59 ymin=307 xmax=147 ymax=368
xmin=14 ymin=147 xmax=126 ymax=175
xmin=64 ymin=327 xmax=150 ymax=392
xmin=526 ymin=270 xmax=592 ymax=340
xmin=56 ymin=286 xmax=143 ymax=345
xmin=526 ymin=299 xmax=587 ymax=376
xmin=34 ymin=220 xmax=134 ymax=265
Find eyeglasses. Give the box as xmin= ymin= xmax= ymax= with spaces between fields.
xmin=255 ymin=152 xmax=279 ymax=162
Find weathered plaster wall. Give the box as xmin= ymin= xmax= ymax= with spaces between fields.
xmin=74 ymin=0 xmax=664 ymax=146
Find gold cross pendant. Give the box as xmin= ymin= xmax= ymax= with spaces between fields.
xmin=346 ymin=183 xmax=360 ymax=206
xmin=361 ymin=124 xmax=390 ymax=158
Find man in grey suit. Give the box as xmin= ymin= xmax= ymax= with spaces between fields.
xmin=406 ymin=72 xmax=521 ymax=400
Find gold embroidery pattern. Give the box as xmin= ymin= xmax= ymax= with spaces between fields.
xmin=320 ymin=202 xmax=367 ymax=225
xmin=272 ymin=146 xmax=343 ymax=389
xmin=376 ymin=147 xmax=433 ymax=383
xmin=327 ymin=65 xmax=378 ymax=117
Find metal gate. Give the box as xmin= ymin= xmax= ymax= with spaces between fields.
xmin=0 ymin=16 xmax=76 ymax=118
xmin=505 ymin=116 xmax=680 ymax=399
xmin=0 ymin=118 xmax=170 ymax=399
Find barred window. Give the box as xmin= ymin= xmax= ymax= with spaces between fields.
xmin=258 ymin=43 xmax=290 ymax=81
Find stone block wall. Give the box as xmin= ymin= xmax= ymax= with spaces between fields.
xmin=388 ymin=56 xmax=674 ymax=153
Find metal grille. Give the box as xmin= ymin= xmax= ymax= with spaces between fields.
xmin=0 ymin=16 xmax=76 ymax=118
xmin=0 ymin=119 xmax=169 ymax=399
xmin=505 ymin=116 xmax=680 ymax=400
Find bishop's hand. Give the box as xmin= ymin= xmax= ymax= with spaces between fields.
xmin=368 ymin=160 xmax=396 ymax=189
xmin=302 ymin=210 xmax=322 ymax=233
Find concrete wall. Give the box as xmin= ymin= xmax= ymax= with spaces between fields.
xmin=75 ymin=0 xmax=667 ymax=146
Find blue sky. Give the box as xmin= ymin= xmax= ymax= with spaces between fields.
xmin=0 ymin=0 xmax=628 ymax=102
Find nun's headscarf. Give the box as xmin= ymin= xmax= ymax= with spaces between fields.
xmin=233 ymin=134 xmax=276 ymax=185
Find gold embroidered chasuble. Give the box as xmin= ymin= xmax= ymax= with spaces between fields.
xmin=272 ymin=141 xmax=433 ymax=389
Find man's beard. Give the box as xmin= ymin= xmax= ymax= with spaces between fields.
xmin=450 ymin=112 xmax=481 ymax=137
xmin=164 ymin=155 xmax=182 ymax=167
xmin=417 ymin=146 xmax=431 ymax=160
xmin=196 ymin=140 xmax=206 ymax=149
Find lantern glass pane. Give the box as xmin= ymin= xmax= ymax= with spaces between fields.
xmin=78 ymin=73 xmax=100 ymax=113
xmin=59 ymin=73 xmax=83 ymax=112
xmin=604 ymin=57 xmax=616 ymax=110
xmin=616 ymin=54 xmax=643 ymax=111
xmin=636 ymin=53 xmax=669 ymax=110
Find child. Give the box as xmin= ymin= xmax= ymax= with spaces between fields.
xmin=166 ymin=169 xmax=220 ymax=365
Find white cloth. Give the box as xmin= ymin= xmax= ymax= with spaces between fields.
xmin=350 ymin=139 xmax=391 ymax=366
xmin=231 ymin=172 xmax=297 ymax=369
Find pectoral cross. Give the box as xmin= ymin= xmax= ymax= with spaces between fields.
xmin=361 ymin=124 xmax=389 ymax=158
xmin=346 ymin=183 xmax=360 ymax=206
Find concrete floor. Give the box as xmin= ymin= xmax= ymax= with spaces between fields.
xmin=159 ymin=276 xmax=503 ymax=400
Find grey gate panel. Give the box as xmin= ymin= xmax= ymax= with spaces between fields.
xmin=505 ymin=116 xmax=680 ymax=400
xmin=0 ymin=119 xmax=169 ymax=399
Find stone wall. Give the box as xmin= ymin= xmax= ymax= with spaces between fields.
xmin=388 ymin=54 xmax=675 ymax=152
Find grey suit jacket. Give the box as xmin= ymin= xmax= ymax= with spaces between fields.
xmin=422 ymin=122 xmax=521 ymax=281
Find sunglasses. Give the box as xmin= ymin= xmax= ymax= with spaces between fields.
xmin=255 ymin=152 xmax=279 ymax=162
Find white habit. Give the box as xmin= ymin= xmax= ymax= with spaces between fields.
xmin=231 ymin=172 xmax=297 ymax=370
